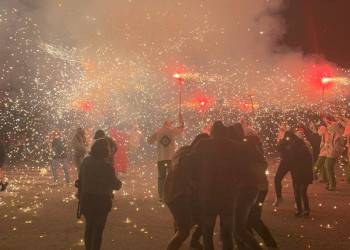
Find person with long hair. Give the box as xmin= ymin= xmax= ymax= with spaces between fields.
xmin=79 ymin=139 xmax=122 ymax=250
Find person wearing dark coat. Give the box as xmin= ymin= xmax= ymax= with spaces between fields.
xmin=191 ymin=121 xmax=247 ymax=250
xmin=283 ymin=131 xmax=313 ymax=217
xmin=227 ymin=124 xmax=263 ymax=250
xmin=91 ymin=130 xmax=118 ymax=167
xmin=79 ymin=139 xmax=122 ymax=250
xmin=164 ymin=133 xmax=209 ymax=250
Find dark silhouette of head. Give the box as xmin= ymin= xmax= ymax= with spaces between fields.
xmin=210 ymin=121 xmax=227 ymax=138
xmin=91 ymin=138 xmax=110 ymax=159
xmin=191 ymin=133 xmax=210 ymax=147
xmin=93 ymin=130 xmax=105 ymax=139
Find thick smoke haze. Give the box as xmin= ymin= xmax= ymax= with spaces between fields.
xmin=1 ymin=0 xmax=349 ymax=131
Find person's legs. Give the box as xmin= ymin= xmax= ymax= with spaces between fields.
xmin=60 ymin=159 xmax=70 ymax=184
xmin=157 ymin=160 xmax=171 ymax=200
xmin=84 ymin=215 xmax=94 ymax=250
xmin=346 ymin=161 xmax=350 ymax=184
xmin=91 ymin=214 xmax=108 ymax=250
xmin=201 ymin=202 xmax=219 ymax=250
xmin=190 ymin=193 xmax=203 ymax=249
xmin=293 ymin=183 xmax=302 ymax=215
xmin=325 ymin=158 xmax=337 ymax=188
xmin=233 ymin=188 xmax=262 ymax=250
xmin=51 ymin=159 xmax=59 ymax=182
xmin=248 ymin=190 xmax=278 ymax=248
xmin=273 ymin=159 xmax=290 ymax=205
xmin=300 ymin=184 xmax=310 ymax=214
xmin=166 ymin=195 xmax=192 ymax=250
xmin=219 ymin=204 xmax=234 ymax=250
xmin=313 ymin=156 xmax=327 ymax=181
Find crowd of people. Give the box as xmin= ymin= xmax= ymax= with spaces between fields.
xmin=1 ymin=111 xmax=350 ymax=250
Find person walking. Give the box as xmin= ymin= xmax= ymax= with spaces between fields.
xmin=243 ymin=132 xmax=278 ymax=249
xmin=287 ymin=132 xmax=313 ymax=217
xmin=272 ymin=123 xmax=292 ymax=207
xmin=313 ymin=126 xmax=329 ymax=182
xmin=79 ymin=139 xmax=122 ymax=250
xmin=72 ymin=128 xmax=87 ymax=174
xmin=110 ymin=127 xmax=129 ymax=173
xmin=147 ymin=114 xmax=184 ymax=202
xmin=324 ymin=122 xmax=344 ymax=190
xmin=51 ymin=129 xmax=70 ymax=184
xmin=164 ymin=133 xmax=209 ymax=250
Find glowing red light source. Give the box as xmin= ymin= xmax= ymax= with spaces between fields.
xmin=82 ymin=102 xmax=93 ymax=110
xmin=173 ymin=73 xmax=181 ymax=79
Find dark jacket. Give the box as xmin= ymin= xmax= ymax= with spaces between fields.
xmin=80 ymin=156 xmax=121 ymax=216
xmin=191 ymin=137 xmax=247 ymax=206
xmin=290 ymin=137 xmax=313 ymax=184
xmin=52 ymin=138 xmax=67 ymax=159
xmin=163 ymin=146 xmax=192 ymax=204
xmin=245 ymin=136 xmax=268 ymax=191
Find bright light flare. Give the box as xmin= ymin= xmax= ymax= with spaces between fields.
xmin=173 ymin=73 xmax=181 ymax=79
xmin=322 ymin=77 xmax=349 ymax=85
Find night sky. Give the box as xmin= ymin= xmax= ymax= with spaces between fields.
xmin=283 ymin=0 xmax=350 ymax=68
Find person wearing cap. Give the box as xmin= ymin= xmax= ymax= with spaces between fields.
xmin=72 ymin=128 xmax=87 ymax=174
xmin=147 ymin=114 xmax=184 ymax=202
xmin=51 ymin=129 xmax=70 ymax=184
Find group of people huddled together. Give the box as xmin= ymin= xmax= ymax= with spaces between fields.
xmin=148 ymin=114 xmax=278 ymax=250
xmin=148 ymin=112 xmax=350 ymax=250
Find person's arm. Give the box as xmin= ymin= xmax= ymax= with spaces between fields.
xmin=109 ymin=165 xmax=122 ymax=191
xmin=147 ymin=132 xmax=157 ymax=145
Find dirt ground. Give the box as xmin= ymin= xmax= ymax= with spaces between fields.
xmin=1 ymin=158 xmax=350 ymax=250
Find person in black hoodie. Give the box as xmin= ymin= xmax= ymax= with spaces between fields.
xmin=79 ymin=139 xmax=122 ymax=250
xmin=282 ymin=131 xmax=313 ymax=217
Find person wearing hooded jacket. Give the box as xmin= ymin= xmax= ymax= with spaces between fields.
xmin=79 ymin=138 xmax=122 ymax=250
xmin=242 ymin=133 xmax=278 ymax=249
xmin=91 ymin=130 xmax=118 ymax=168
xmin=285 ymin=131 xmax=313 ymax=217
xmin=313 ymin=126 xmax=329 ymax=182
xmin=324 ymin=122 xmax=344 ymax=190
xmin=228 ymin=124 xmax=263 ymax=250
xmin=191 ymin=121 xmax=249 ymax=250
xmin=164 ymin=133 xmax=209 ymax=250
xmin=147 ymin=114 xmax=184 ymax=201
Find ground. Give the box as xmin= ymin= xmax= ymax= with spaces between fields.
xmin=1 ymin=158 xmax=350 ymax=250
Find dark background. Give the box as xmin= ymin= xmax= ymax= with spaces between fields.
xmin=282 ymin=0 xmax=350 ymax=68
